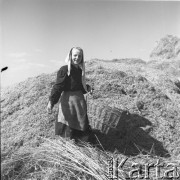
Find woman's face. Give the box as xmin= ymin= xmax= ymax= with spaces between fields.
xmin=71 ymin=48 xmax=82 ymax=65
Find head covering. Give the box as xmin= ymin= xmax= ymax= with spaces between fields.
xmin=65 ymin=47 xmax=87 ymax=92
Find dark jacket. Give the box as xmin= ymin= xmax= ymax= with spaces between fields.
xmin=49 ymin=64 xmax=88 ymax=107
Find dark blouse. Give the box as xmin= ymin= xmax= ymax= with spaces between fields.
xmin=49 ymin=64 xmax=87 ymax=106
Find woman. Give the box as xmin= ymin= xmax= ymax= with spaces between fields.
xmin=47 ymin=47 xmax=93 ymax=142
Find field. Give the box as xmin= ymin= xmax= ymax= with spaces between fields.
xmin=1 ymin=35 xmax=180 ymax=179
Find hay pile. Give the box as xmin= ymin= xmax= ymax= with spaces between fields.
xmin=150 ymin=35 xmax=180 ymax=60
xmin=1 ymin=137 xmax=110 ymax=180
xmin=1 ymin=35 xmax=180 ymax=179
xmin=2 ymin=137 xmax=180 ymax=180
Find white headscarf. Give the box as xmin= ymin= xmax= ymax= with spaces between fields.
xmin=65 ymin=47 xmax=88 ymax=92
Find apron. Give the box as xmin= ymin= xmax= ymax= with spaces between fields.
xmin=55 ymin=91 xmax=91 ymax=140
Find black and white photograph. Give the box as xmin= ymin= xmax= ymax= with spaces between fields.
xmin=1 ymin=0 xmax=180 ymax=179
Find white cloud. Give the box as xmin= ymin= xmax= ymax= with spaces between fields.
xmin=7 ymin=52 xmax=28 ymax=58
xmin=49 ymin=59 xmax=65 ymax=66
xmin=139 ymin=48 xmax=147 ymax=52
xmin=1 ymin=61 xmax=50 ymax=87
xmin=15 ymin=58 xmax=28 ymax=63
xmin=26 ymin=62 xmax=48 ymax=68
xmin=34 ymin=49 xmax=42 ymax=53
xmin=50 ymin=59 xmax=59 ymax=63
xmin=1 ymin=58 xmax=65 ymax=87
xmin=1 ymin=58 xmax=28 ymax=70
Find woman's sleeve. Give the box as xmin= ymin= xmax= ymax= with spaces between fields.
xmin=49 ymin=67 xmax=67 ymax=107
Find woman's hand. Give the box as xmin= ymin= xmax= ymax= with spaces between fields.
xmin=87 ymin=85 xmax=93 ymax=95
xmin=47 ymin=101 xmax=53 ymax=114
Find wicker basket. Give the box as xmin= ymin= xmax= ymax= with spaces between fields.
xmin=86 ymin=96 xmax=128 ymax=134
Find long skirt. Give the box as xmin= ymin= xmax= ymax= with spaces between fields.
xmin=55 ymin=91 xmax=93 ymax=142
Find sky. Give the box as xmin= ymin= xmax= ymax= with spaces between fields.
xmin=1 ymin=0 xmax=180 ymax=87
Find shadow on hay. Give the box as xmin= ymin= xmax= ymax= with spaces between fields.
xmin=91 ymin=112 xmax=170 ymax=158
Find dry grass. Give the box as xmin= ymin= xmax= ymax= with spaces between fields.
xmin=1 ymin=35 xmax=180 ymax=179
xmin=1 ymin=137 xmax=113 ymax=180
xmin=2 ymin=137 xmax=179 ymax=180
xmin=150 ymin=35 xmax=180 ymax=59
xmin=32 ymin=137 xmax=109 ymax=180
xmin=1 ymin=62 xmax=180 ymax=179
